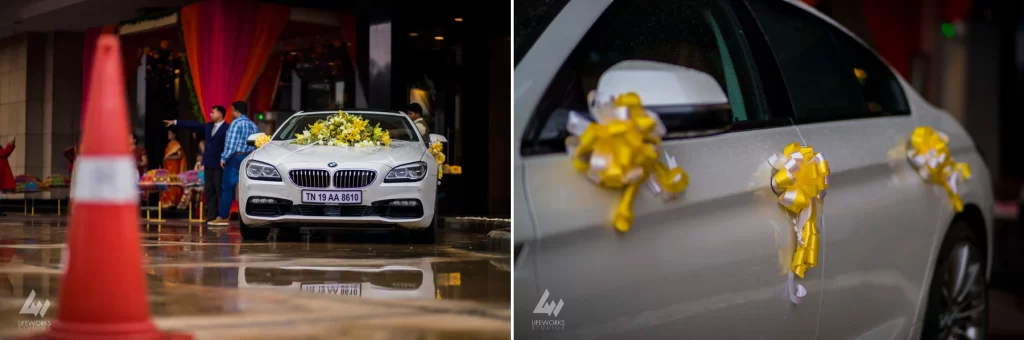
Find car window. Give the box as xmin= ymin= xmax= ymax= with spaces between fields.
xmin=273 ymin=113 xmax=421 ymax=142
xmin=832 ymin=33 xmax=910 ymax=116
xmin=747 ymin=1 xmax=909 ymax=122
xmin=514 ymin=0 xmax=570 ymax=66
xmin=521 ymin=0 xmax=764 ymax=156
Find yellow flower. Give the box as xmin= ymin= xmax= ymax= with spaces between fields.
xmin=345 ymin=129 xmax=361 ymax=142
xmin=352 ymin=118 xmax=368 ymax=131
xmin=293 ymin=111 xmax=392 ymax=147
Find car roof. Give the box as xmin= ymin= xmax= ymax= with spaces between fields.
xmin=293 ymin=110 xmax=406 ymax=117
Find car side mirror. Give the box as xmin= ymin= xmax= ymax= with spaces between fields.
xmin=596 ymin=60 xmax=732 ymax=138
xmin=428 ymin=134 xmax=447 ymax=144
xmin=246 ymin=133 xmax=261 ymax=147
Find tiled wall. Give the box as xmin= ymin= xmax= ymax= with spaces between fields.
xmin=0 ymin=35 xmax=27 ymax=180
xmin=0 ymin=33 xmax=82 ymax=200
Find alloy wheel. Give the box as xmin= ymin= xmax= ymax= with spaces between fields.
xmin=936 ymin=242 xmax=987 ymax=340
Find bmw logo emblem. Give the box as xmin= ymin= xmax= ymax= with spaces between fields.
xmin=328 ymin=162 xmax=337 ymax=168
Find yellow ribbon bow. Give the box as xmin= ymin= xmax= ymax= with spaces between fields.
xmin=430 ymin=140 xmax=446 ymax=180
xmin=565 ymin=92 xmax=689 ymax=233
xmin=769 ymin=142 xmax=830 ymax=280
xmin=254 ymin=133 xmax=270 ymax=148
xmin=907 ymin=126 xmax=971 ymax=212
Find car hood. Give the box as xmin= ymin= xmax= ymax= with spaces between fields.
xmin=253 ymin=140 xmax=427 ymax=168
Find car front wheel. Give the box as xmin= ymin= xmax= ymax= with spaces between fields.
xmin=239 ymin=218 xmax=270 ymax=241
xmin=408 ymin=199 xmax=439 ymax=244
xmin=921 ymin=220 xmax=988 ymax=340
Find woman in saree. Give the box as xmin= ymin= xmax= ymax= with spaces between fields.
xmin=176 ymin=138 xmax=205 ymax=210
xmin=160 ymin=128 xmax=187 ymax=208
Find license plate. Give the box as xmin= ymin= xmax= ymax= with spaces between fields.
xmin=301 ymin=283 xmax=361 ymax=296
xmin=302 ymin=190 xmax=362 ymax=204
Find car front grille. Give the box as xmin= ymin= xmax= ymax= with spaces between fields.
xmin=333 ymin=170 xmax=377 ymax=188
xmin=293 ymin=205 xmax=370 ymax=217
xmin=243 ymin=201 xmax=424 ymax=219
xmin=289 ymin=169 xmax=331 ymax=188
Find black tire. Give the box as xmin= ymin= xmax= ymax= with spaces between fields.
xmin=239 ymin=218 xmax=270 ymax=241
xmin=409 ymin=200 xmax=439 ymax=244
xmin=410 ymin=219 xmax=436 ymax=244
xmin=921 ymin=220 xmax=988 ymax=340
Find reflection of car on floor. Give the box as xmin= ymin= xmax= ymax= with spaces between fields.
xmin=237 ymin=262 xmax=435 ymax=300
xmin=515 ymin=0 xmax=992 ymax=338
xmin=237 ymin=110 xmax=446 ymax=242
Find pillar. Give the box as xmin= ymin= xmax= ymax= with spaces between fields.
xmin=367 ymin=0 xmax=392 ymax=109
xmin=0 ymin=35 xmax=28 ymax=197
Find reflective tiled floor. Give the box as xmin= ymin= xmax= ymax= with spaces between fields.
xmin=0 ymin=216 xmax=510 ymax=339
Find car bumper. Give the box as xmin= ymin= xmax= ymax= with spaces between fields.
xmin=238 ymin=160 xmax=437 ymax=229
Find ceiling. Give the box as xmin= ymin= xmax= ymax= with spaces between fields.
xmin=0 ymin=0 xmax=194 ymax=39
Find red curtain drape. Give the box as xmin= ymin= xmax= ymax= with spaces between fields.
xmin=249 ymin=53 xmax=283 ymax=114
xmin=861 ymin=0 xmax=922 ymax=78
xmin=179 ymin=0 xmax=289 ymax=123
xmin=180 ymin=4 xmax=206 ymax=122
xmin=81 ymin=25 xmax=117 ymax=125
xmin=233 ymin=5 xmax=290 ymax=110
xmin=942 ymin=0 xmax=972 ymax=22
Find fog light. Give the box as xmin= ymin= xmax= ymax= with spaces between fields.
xmin=390 ymin=200 xmax=419 ymax=207
xmin=250 ymin=197 xmax=277 ymax=204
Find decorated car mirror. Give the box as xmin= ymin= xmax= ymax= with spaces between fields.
xmin=245 ymin=133 xmax=259 ymax=146
xmin=595 ymin=60 xmax=732 ymax=138
xmin=564 ymin=60 xmax=736 ymax=233
xmin=428 ymin=134 xmax=448 ymax=144
xmin=247 ymin=133 xmax=270 ymax=148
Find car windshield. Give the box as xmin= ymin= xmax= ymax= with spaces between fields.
xmin=272 ymin=112 xmax=421 ymax=142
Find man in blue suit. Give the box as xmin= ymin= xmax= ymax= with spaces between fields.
xmin=164 ymin=105 xmax=228 ymax=222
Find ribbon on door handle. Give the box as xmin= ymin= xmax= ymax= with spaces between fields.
xmin=906 ymin=126 xmax=971 ymax=212
xmin=768 ymin=142 xmax=830 ymax=304
xmin=565 ymin=92 xmax=689 ymax=233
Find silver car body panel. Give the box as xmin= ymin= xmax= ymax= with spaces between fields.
xmin=514 ymin=0 xmax=993 ymax=339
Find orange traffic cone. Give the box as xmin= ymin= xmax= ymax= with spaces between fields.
xmin=27 ymin=35 xmax=190 ymax=339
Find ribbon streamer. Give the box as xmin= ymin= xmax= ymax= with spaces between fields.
xmin=430 ymin=140 xmax=446 ymax=180
xmin=906 ymin=126 xmax=971 ymax=212
xmin=768 ymin=142 xmax=830 ymax=303
xmin=565 ymin=92 xmax=689 ymax=233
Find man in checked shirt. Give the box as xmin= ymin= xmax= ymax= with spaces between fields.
xmin=209 ymin=101 xmax=257 ymax=226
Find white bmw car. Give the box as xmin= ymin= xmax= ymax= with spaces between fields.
xmin=238 ymin=110 xmax=443 ymax=241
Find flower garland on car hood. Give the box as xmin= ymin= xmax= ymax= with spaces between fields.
xmin=293 ymin=111 xmax=392 ymax=147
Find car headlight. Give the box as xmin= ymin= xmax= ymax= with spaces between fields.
xmin=245 ymin=160 xmax=281 ymax=181
xmin=384 ymin=161 xmax=428 ymax=183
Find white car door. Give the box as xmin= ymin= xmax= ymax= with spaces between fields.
xmin=744 ymin=1 xmax=953 ymax=338
xmin=515 ymin=0 xmax=824 ymax=338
